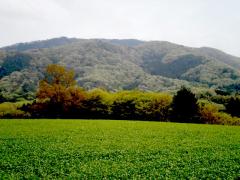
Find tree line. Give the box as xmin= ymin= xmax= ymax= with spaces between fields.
xmin=1 ymin=64 xmax=240 ymax=125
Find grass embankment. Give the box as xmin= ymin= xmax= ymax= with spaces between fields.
xmin=0 ymin=120 xmax=239 ymax=179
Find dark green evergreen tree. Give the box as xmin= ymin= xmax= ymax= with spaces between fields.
xmin=172 ymin=87 xmax=199 ymax=123
xmin=225 ymin=97 xmax=240 ymax=117
xmin=0 ymin=93 xmax=5 ymax=103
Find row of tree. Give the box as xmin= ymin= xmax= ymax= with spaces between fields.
xmin=18 ymin=64 xmax=240 ymax=125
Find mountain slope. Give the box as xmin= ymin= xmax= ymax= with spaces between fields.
xmin=0 ymin=37 xmax=240 ymax=100
xmin=2 ymin=37 xmax=78 ymax=52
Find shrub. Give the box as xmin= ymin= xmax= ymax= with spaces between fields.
xmin=0 ymin=102 xmax=30 ymax=118
xmin=199 ymin=101 xmax=222 ymax=124
xmin=199 ymin=100 xmax=240 ymax=125
xmin=111 ymin=91 xmax=138 ymax=119
xmin=108 ymin=91 xmax=172 ymax=121
xmin=134 ymin=92 xmax=172 ymax=121
xmin=81 ymin=88 xmax=111 ymax=118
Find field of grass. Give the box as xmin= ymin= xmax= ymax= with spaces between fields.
xmin=0 ymin=120 xmax=239 ymax=179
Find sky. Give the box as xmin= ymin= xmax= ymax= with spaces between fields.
xmin=0 ymin=0 xmax=240 ymax=56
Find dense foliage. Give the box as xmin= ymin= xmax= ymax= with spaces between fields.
xmin=171 ymin=87 xmax=199 ymax=123
xmin=0 ymin=53 xmax=31 ymax=78
xmin=0 ymin=64 xmax=239 ymax=125
xmin=225 ymin=97 xmax=240 ymax=117
xmin=1 ymin=37 xmax=240 ymax=100
xmin=2 ymin=37 xmax=78 ymax=51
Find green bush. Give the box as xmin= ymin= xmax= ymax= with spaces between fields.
xmin=82 ymin=88 xmax=112 ymax=118
xmin=110 ymin=91 xmax=172 ymax=121
xmin=134 ymin=92 xmax=172 ymax=121
xmin=0 ymin=102 xmax=30 ymax=118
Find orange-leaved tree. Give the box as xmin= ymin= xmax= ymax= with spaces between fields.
xmin=37 ymin=64 xmax=86 ymax=116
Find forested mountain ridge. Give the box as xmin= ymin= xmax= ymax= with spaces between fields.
xmin=1 ymin=37 xmax=79 ymax=52
xmin=0 ymin=37 xmax=240 ymax=101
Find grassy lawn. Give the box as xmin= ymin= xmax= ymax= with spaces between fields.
xmin=0 ymin=120 xmax=239 ymax=179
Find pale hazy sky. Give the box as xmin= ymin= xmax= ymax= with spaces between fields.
xmin=0 ymin=0 xmax=240 ymax=56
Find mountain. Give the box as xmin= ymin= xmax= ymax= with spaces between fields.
xmin=0 ymin=37 xmax=240 ymax=101
xmin=104 ymin=39 xmax=144 ymax=46
xmin=2 ymin=37 xmax=78 ymax=52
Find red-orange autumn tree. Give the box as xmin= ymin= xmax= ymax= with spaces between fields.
xmin=36 ymin=64 xmax=86 ymax=116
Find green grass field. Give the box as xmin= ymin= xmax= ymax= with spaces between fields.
xmin=0 ymin=120 xmax=239 ymax=179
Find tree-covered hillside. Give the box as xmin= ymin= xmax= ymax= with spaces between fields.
xmin=0 ymin=37 xmax=240 ymax=101
xmin=2 ymin=37 xmax=78 ymax=52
